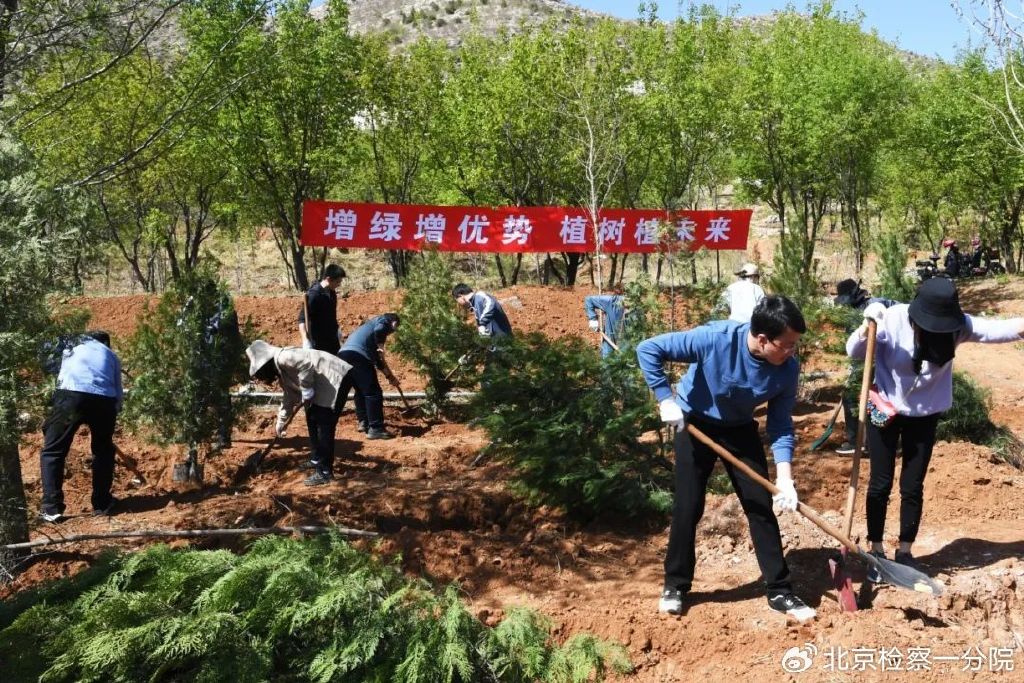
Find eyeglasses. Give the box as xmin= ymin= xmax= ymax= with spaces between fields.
xmin=768 ymin=338 xmax=799 ymax=353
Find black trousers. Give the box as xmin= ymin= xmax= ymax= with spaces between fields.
xmin=307 ymin=404 xmax=340 ymax=476
xmin=665 ymin=417 xmax=792 ymax=596
xmin=865 ymin=413 xmax=940 ymax=544
xmin=338 ymin=350 xmax=384 ymax=431
xmin=40 ymin=389 xmax=117 ymax=515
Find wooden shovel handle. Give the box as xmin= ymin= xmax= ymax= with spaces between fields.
xmin=685 ymin=424 xmax=862 ymax=557
xmin=845 ymin=319 xmax=877 ymax=537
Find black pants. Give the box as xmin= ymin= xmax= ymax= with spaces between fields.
xmin=865 ymin=413 xmax=940 ymax=544
xmin=40 ymin=390 xmax=117 ymax=515
xmin=307 ymin=404 xmax=340 ymax=476
xmin=338 ymin=350 xmax=384 ymax=431
xmin=665 ymin=417 xmax=792 ymax=597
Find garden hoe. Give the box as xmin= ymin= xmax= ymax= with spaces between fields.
xmin=685 ymin=422 xmax=944 ymax=598
xmin=597 ymin=310 xmax=620 ymax=352
xmin=830 ymin=318 xmax=878 ymax=612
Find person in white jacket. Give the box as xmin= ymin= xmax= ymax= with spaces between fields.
xmin=246 ymin=340 xmax=351 ymax=486
xmin=723 ymin=263 xmax=766 ymax=323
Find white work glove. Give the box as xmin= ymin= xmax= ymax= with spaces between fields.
xmin=658 ymin=398 xmax=686 ymax=428
xmin=458 ymin=353 xmax=471 ymax=366
xmin=772 ymin=477 xmax=799 ymax=513
xmin=863 ymin=302 xmax=886 ymax=324
xmin=301 ymin=387 xmax=315 ymax=403
xmin=478 ymin=325 xmax=491 ymax=337
xmin=302 ymin=338 xmax=312 ymax=350
xmin=275 ymin=416 xmax=289 ymax=437
xmin=588 ymin=319 xmax=600 ymax=332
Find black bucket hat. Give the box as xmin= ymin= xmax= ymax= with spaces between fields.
xmin=909 ymin=277 xmax=966 ymax=333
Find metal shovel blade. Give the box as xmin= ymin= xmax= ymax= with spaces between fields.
xmin=171 ymin=461 xmax=190 ymax=482
xmin=858 ymin=548 xmax=943 ymax=596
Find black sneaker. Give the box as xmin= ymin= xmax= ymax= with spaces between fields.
xmin=299 ymin=459 xmax=320 ymax=471
xmin=356 ymin=420 xmax=367 ymax=433
xmin=767 ymin=593 xmax=816 ymax=622
xmin=658 ymin=587 xmax=687 ymax=615
xmin=366 ymin=428 xmax=395 ymax=440
xmin=304 ymin=471 xmax=333 ymax=487
xmin=93 ymin=497 xmax=117 ymax=517
xmin=835 ymin=441 xmax=856 ymax=455
xmin=894 ymin=550 xmax=921 ymax=571
xmin=866 ymin=550 xmax=887 ymax=583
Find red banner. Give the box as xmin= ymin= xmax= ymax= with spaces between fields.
xmin=301 ymin=201 xmax=750 ymax=253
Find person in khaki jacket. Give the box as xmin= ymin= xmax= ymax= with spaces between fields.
xmin=246 ymin=340 xmax=351 ymax=486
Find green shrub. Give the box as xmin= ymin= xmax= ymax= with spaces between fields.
xmin=393 ymin=251 xmax=481 ymax=413
xmin=678 ymin=278 xmax=726 ymax=328
xmin=766 ymin=230 xmax=819 ymax=309
xmin=123 ymin=266 xmax=248 ymax=452
xmin=0 ymin=536 xmax=631 ymax=682
xmin=875 ymin=229 xmax=916 ymax=302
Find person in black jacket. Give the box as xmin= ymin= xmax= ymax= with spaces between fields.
xmin=298 ymin=263 xmax=346 ymax=354
xmin=337 ymin=313 xmax=401 ymax=440
xmin=942 ymin=240 xmax=961 ymax=278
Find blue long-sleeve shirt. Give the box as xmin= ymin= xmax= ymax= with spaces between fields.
xmin=635 ymin=321 xmax=799 ymax=463
xmin=341 ymin=315 xmax=396 ymax=369
xmin=584 ymin=295 xmax=626 ymax=357
xmin=57 ymin=338 xmax=123 ymax=411
xmin=470 ymin=291 xmax=512 ymax=337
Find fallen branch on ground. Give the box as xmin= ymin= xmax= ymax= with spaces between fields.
xmin=3 ymin=525 xmax=378 ymax=551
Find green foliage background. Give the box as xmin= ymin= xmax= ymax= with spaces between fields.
xmin=0 ymin=535 xmax=631 ymax=682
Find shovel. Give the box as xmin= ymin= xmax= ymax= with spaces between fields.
xmin=685 ymin=422 xmax=943 ymax=597
xmin=234 ymin=406 xmax=300 ymax=483
xmin=172 ymin=446 xmax=203 ymax=483
xmin=830 ymin=319 xmax=878 ymax=610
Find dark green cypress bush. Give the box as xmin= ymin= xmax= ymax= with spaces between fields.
xmin=122 ymin=266 xmax=248 ymax=452
xmin=939 ymin=371 xmax=1024 ymax=469
xmin=470 ymin=278 xmax=671 ymax=519
xmin=0 ymin=536 xmax=631 ymax=682
xmin=875 ymin=229 xmax=916 ymax=302
xmin=393 ymin=251 xmax=482 ymax=413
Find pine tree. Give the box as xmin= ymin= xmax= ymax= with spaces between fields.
xmin=393 ymin=251 xmax=481 ymax=413
xmin=123 ymin=266 xmax=247 ymax=456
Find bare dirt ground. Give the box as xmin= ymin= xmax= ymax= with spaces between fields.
xmin=6 ymin=279 xmax=1024 ymax=682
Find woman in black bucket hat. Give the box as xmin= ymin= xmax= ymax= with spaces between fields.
xmin=846 ymin=277 xmax=1024 ymax=582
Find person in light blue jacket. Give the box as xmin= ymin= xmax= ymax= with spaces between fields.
xmin=39 ymin=331 xmax=123 ymax=522
xmin=584 ymin=294 xmax=627 ymax=357
xmin=636 ymin=295 xmax=815 ymax=623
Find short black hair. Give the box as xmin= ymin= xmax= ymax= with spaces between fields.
xmin=85 ymin=330 xmax=111 ymax=348
xmin=381 ymin=313 xmax=400 ymax=326
xmin=322 ymin=263 xmax=346 ymax=281
xmin=451 ymin=283 xmax=472 ymax=298
xmin=750 ymin=295 xmax=806 ymax=339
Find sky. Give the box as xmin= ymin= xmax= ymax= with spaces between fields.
xmin=572 ymin=1 xmax=983 ymax=62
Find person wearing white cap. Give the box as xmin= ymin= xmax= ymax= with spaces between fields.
xmin=723 ymin=263 xmax=766 ymax=323
xmin=246 ymin=340 xmax=351 ymax=486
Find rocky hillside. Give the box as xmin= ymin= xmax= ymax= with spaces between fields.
xmin=314 ymin=0 xmax=605 ymax=47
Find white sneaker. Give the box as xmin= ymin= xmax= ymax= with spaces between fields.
xmin=768 ymin=593 xmax=816 ymax=622
xmin=38 ymin=511 xmax=63 ymax=523
xmin=659 ymin=587 xmax=685 ymax=615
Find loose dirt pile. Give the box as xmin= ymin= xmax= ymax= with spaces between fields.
xmin=7 ymin=279 xmax=1024 ymax=682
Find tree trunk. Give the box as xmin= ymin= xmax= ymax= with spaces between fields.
xmin=494 ymin=255 xmax=508 ymax=287
xmin=561 ymin=252 xmax=582 ymax=286
xmin=0 ymin=401 xmax=29 ymax=584
xmin=509 ymin=254 xmax=523 ymax=285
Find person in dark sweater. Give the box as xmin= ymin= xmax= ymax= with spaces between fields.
xmin=636 ymin=296 xmax=815 ymax=623
xmin=298 ymin=263 xmax=346 ymax=354
xmin=297 ymin=263 xmax=346 ymax=452
xmin=338 ymin=313 xmax=401 ymax=440
xmin=452 ymin=284 xmax=512 ymax=338
xmin=38 ymin=331 xmax=123 ymax=522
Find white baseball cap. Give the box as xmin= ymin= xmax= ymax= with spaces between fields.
xmin=735 ymin=263 xmax=759 ymax=277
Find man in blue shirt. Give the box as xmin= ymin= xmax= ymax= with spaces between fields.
xmin=636 ymin=295 xmax=815 ymax=623
xmin=337 ymin=313 xmax=401 ymax=441
xmin=452 ymin=284 xmax=513 ymax=338
xmin=584 ymin=294 xmax=628 ymax=357
xmin=39 ymin=331 xmax=123 ymax=522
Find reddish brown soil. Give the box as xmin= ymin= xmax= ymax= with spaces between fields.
xmin=7 ymin=280 xmax=1024 ymax=682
